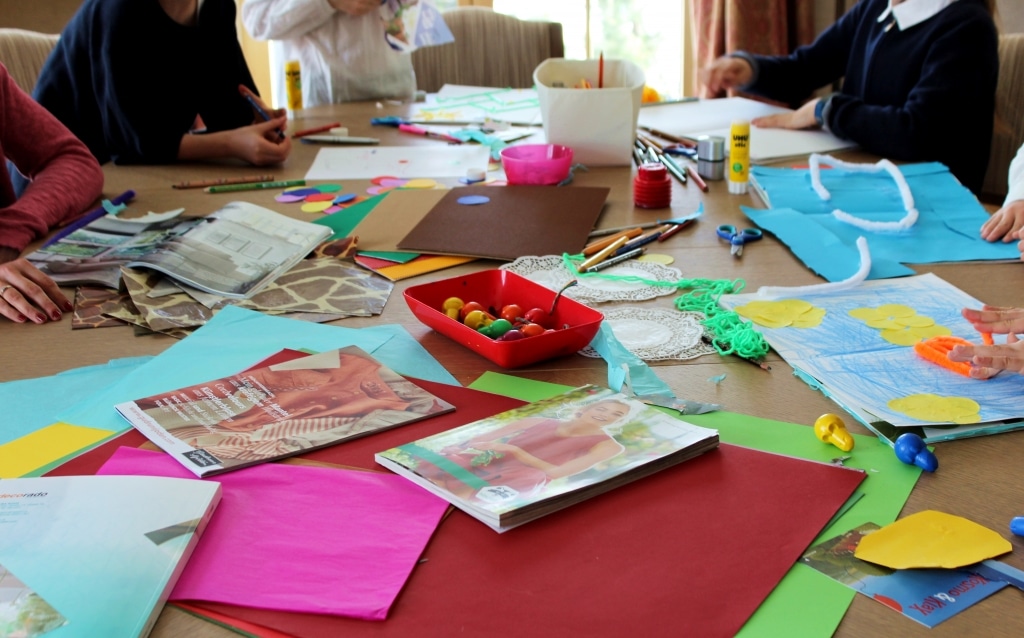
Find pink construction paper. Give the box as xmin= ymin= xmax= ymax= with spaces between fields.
xmin=98 ymin=447 xmax=448 ymax=619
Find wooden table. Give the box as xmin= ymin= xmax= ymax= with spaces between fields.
xmin=3 ymin=101 xmax=1023 ymax=637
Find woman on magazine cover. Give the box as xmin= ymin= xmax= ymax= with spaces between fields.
xmin=418 ymin=399 xmax=633 ymax=501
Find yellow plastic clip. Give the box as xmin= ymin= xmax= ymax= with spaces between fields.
xmin=814 ymin=413 xmax=855 ymax=452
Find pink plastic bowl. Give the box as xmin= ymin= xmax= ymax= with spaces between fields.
xmin=500 ymin=144 xmax=573 ymax=185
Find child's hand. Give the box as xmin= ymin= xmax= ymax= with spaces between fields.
xmin=753 ymin=99 xmax=819 ymax=130
xmin=962 ymin=305 xmax=1024 ymax=335
xmin=230 ymin=119 xmax=292 ymax=166
xmin=949 ymin=334 xmax=1024 ymax=378
xmin=980 ymin=200 xmax=1024 ymax=244
xmin=700 ymin=56 xmax=753 ymax=95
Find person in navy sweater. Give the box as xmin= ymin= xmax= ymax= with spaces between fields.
xmin=701 ymin=0 xmax=998 ymax=195
xmin=34 ymin=0 xmax=291 ymax=166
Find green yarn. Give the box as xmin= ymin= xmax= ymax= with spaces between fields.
xmin=561 ymin=253 xmax=770 ymax=361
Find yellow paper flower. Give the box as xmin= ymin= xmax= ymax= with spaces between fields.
xmin=888 ymin=393 xmax=982 ymax=424
xmin=849 ymin=305 xmax=950 ymax=345
xmin=734 ymin=299 xmax=825 ymax=329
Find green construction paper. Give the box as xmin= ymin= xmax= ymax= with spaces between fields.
xmin=312 ymin=193 xmax=386 ymax=239
xmin=357 ymin=250 xmax=421 ymax=264
xmin=469 ymin=371 xmax=920 ymax=637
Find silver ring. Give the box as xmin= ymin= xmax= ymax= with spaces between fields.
xmin=0 ymin=285 xmax=10 ymax=299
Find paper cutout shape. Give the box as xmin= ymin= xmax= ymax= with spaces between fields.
xmin=854 ymin=510 xmax=1012 ymax=569
xmin=735 ymin=299 xmax=825 ymax=329
xmin=849 ymin=304 xmax=951 ymax=345
xmin=718 ymin=273 xmax=1024 ymax=436
xmin=888 ymin=393 xmax=982 ymax=424
xmin=802 ymin=522 xmax=1007 ymax=628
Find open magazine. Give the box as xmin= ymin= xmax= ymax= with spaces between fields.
xmin=28 ymin=201 xmax=330 ymax=298
xmin=115 ymin=346 xmax=455 ymax=477
xmin=375 ymin=385 xmax=720 ymax=532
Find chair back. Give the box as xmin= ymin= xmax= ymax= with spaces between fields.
xmin=411 ymin=7 xmax=564 ymax=93
xmin=0 ymin=28 xmax=59 ymax=95
xmin=982 ymin=33 xmax=1024 ymax=202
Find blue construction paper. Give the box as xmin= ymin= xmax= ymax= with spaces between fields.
xmin=57 ymin=306 xmax=458 ymax=432
xmin=0 ymin=357 xmax=152 ymax=445
xmin=742 ymin=206 xmax=914 ymax=280
xmin=588 ymin=323 xmax=673 ymax=397
xmin=750 ymin=163 xmax=1019 ymax=271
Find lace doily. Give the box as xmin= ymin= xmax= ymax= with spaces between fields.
xmin=579 ymin=307 xmax=714 ymax=361
xmin=500 ymin=255 xmax=682 ymax=304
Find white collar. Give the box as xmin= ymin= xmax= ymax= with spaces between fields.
xmin=877 ymin=0 xmax=957 ymax=31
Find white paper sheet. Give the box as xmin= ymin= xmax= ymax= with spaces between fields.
xmin=304 ymin=145 xmax=491 ymax=180
xmin=638 ymin=97 xmax=857 ymax=163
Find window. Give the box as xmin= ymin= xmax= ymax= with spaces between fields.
xmin=490 ymin=0 xmax=684 ymax=99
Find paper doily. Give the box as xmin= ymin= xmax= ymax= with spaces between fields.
xmin=500 ymin=255 xmax=682 ymax=304
xmin=579 ymin=307 xmax=714 ymax=361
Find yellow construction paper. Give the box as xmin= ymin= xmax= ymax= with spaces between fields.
xmin=0 ymin=422 xmax=114 ymax=478
xmin=735 ymin=299 xmax=825 ymax=329
xmin=854 ymin=510 xmax=1012 ymax=569
xmin=879 ymin=323 xmax=951 ymax=345
xmin=888 ymin=393 xmax=982 ymax=424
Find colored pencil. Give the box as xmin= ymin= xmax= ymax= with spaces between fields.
xmin=686 ymin=165 xmax=709 ymax=192
xmin=292 ymin=122 xmax=342 ymax=138
xmin=173 ymin=175 xmax=275 ymax=189
xmin=205 ymin=179 xmax=305 ymax=193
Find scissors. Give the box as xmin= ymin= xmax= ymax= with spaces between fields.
xmin=716 ymin=224 xmax=762 ymax=257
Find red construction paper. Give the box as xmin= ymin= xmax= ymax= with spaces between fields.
xmin=50 ymin=381 xmax=864 ymax=637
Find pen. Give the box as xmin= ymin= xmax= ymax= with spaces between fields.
xmin=205 ymin=179 xmax=305 ymax=193
xmin=583 ymin=228 xmax=644 ymax=255
xmin=586 ymin=246 xmax=645 ymax=272
xmin=42 ymin=189 xmax=136 ymax=247
xmin=657 ymin=150 xmax=689 ymax=185
xmin=686 ymin=165 xmax=709 ymax=192
xmin=243 ymin=93 xmax=285 ymax=141
xmin=292 ymin=122 xmax=342 ymax=138
xmin=398 ymin=123 xmax=464 ymax=144
xmin=656 ymin=219 xmax=694 ymax=242
xmin=579 ymin=236 xmax=628 ymax=271
xmin=613 ymin=225 xmax=669 ymax=256
xmin=172 ymin=175 xmax=275 ymax=189
xmin=588 ymin=218 xmax=688 ymax=238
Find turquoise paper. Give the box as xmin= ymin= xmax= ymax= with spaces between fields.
xmin=0 ymin=357 xmax=151 ymax=445
xmin=748 ymin=162 xmax=1019 ymax=280
xmin=57 ymin=306 xmax=457 ymax=431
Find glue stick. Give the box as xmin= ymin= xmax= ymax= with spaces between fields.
xmin=285 ymin=60 xmax=303 ymax=112
xmin=728 ymin=120 xmax=750 ymax=195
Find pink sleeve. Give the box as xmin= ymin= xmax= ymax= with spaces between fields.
xmin=0 ymin=63 xmax=104 ymax=253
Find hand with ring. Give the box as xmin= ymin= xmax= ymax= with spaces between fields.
xmin=0 ymin=252 xmax=73 ymax=324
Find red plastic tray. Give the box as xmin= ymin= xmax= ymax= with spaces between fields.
xmin=404 ymin=270 xmax=603 ymax=368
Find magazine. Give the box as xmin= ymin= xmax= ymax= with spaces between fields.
xmin=114 ymin=346 xmax=455 ymax=477
xmin=375 ymin=385 xmax=720 ymax=532
xmin=801 ymin=523 xmax=1008 ymax=627
xmin=28 ymin=201 xmax=331 ymax=298
xmin=0 ymin=474 xmax=221 ymax=638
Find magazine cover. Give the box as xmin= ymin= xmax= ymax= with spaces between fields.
xmin=115 ymin=346 xmax=455 ymax=477
xmin=124 ymin=201 xmax=331 ymax=299
xmin=0 ymin=475 xmax=221 ymax=638
xmin=375 ymin=385 xmax=719 ymax=532
xmin=800 ymin=523 xmax=1008 ymax=627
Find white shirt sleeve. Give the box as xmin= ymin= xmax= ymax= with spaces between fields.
xmin=1005 ymin=143 xmax=1024 ymax=206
